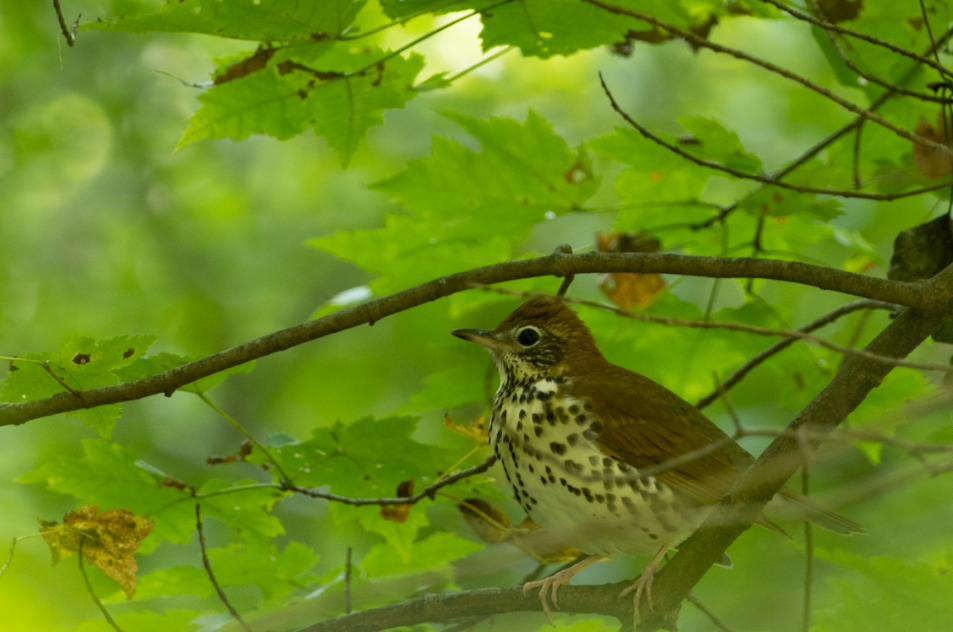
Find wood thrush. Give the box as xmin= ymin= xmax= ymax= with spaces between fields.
xmin=452 ymin=296 xmax=863 ymax=627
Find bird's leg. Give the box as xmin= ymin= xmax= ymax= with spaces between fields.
xmin=619 ymin=544 xmax=670 ymax=629
xmin=523 ymin=554 xmax=603 ymax=623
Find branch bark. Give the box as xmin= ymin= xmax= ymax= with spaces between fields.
xmin=641 ymin=263 xmax=953 ymax=629
xmin=0 ymin=252 xmax=935 ymax=428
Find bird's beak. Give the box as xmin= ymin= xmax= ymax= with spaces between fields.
xmin=451 ymin=328 xmax=500 ymax=349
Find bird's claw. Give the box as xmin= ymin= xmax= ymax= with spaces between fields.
xmin=619 ymin=565 xmax=657 ymax=629
xmin=523 ymin=575 xmax=564 ymax=625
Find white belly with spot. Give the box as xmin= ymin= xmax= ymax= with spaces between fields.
xmin=488 ymin=376 xmax=708 ymax=557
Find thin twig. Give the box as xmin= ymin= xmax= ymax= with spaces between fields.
xmin=475 ymin=287 xmax=945 ymax=373
xmin=746 ymin=214 xmax=766 ymax=293
xmin=431 ymin=46 xmax=514 ymax=87
xmin=695 ymin=300 xmax=898 ymax=409
xmin=586 ymin=1 xmax=953 ymax=159
xmin=196 ymin=504 xmax=253 ymax=632
xmin=760 ymin=0 xmax=953 ymax=80
xmin=917 ymin=0 xmax=953 ymax=210
xmin=348 ymin=0 xmax=512 ymax=78
xmin=345 ymin=547 xmax=353 ymax=615
xmin=285 ymin=456 xmax=496 ymax=506
xmin=820 ymin=24 xmax=949 ymax=104
xmin=78 ymin=538 xmax=124 ymax=632
xmin=852 ymin=119 xmax=864 ymax=190
xmin=599 ymin=74 xmax=953 ymax=200
xmin=686 ymin=591 xmax=733 ymax=632
xmin=714 ymin=375 xmax=743 ymax=435
xmin=802 ymin=467 xmax=814 ymax=632
xmin=197 ymin=392 xmax=293 ymax=483
xmin=0 ymin=538 xmax=16 ymax=578
xmin=690 ymin=24 xmax=953 ymax=230
xmin=554 ymin=244 xmax=575 ymax=296
xmin=41 ymin=361 xmax=81 ymax=396
xmin=52 ymin=0 xmax=78 ymax=46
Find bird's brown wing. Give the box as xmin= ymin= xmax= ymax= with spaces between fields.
xmin=572 ymin=364 xmax=755 ymax=508
xmin=571 ymin=364 xmax=862 ymax=535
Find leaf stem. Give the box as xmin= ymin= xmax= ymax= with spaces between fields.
xmin=197 ymin=392 xmax=292 ymax=483
xmin=78 ymin=538 xmax=124 ymax=632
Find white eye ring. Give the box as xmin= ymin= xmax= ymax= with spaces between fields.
xmin=516 ymin=326 xmax=541 ymax=347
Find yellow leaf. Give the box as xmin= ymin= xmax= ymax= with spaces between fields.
xmin=39 ymin=505 xmax=153 ymax=599
xmin=444 ymin=413 xmax=488 ymax=444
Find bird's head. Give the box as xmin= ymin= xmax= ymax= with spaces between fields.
xmin=451 ymin=296 xmax=604 ymax=382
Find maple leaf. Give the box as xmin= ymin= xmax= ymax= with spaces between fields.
xmin=39 ymin=505 xmax=154 ymax=599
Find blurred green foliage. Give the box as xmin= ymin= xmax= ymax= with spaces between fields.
xmin=1 ymin=1 xmax=952 ymax=631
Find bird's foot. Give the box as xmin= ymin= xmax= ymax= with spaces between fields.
xmin=619 ymin=564 xmax=657 ymax=628
xmin=619 ymin=545 xmax=669 ymax=630
xmin=523 ymin=554 xmax=603 ymax=625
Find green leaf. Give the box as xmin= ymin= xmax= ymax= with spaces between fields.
xmin=130 ymin=565 xmax=214 ymax=601
xmin=206 ymin=541 xmax=319 ymax=600
xmin=589 ymin=127 xmax=711 ymax=205
xmin=261 ymin=416 xmax=459 ymax=559
xmin=113 ymin=352 xmax=187 ymax=382
xmin=18 ymin=441 xmax=284 ymax=552
xmin=399 ymin=364 xmax=489 ymax=413
xmin=738 ymin=186 xmax=844 ymax=221
xmin=813 ymin=549 xmax=953 ymax=632
xmin=678 ymin=117 xmax=763 ymax=173
xmin=18 ymin=440 xmax=192 ymax=552
xmin=82 ymin=0 xmax=365 ymax=41
xmin=1 ymin=335 xmax=156 ymax=437
xmin=362 ymin=532 xmax=482 ymax=577
xmin=116 ymin=352 xmax=256 ymax=395
xmin=196 ymin=478 xmax=285 ymax=548
xmin=313 ymin=111 xmax=596 ymax=292
xmin=181 ymin=361 xmax=256 ymax=394
xmin=70 ymin=610 xmax=200 ymax=632
xmin=266 ymin=416 xmax=455 ymax=496
xmin=179 ymin=48 xmax=424 ymax=167
xmin=478 ymin=0 xmax=681 ymax=58
xmin=373 ymin=110 xmax=599 ymax=225
xmin=850 ymin=368 xmax=930 ymax=428
xmin=379 ymin=0 xmax=492 ymax=19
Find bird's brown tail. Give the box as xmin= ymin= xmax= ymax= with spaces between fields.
xmin=777 ymin=488 xmax=866 ymax=535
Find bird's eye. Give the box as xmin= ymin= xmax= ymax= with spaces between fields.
xmin=517 ymin=327 xmax=541 ymax=347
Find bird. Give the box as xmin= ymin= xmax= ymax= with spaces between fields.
xmin=451 ymin=295 xmax=863 ymax=628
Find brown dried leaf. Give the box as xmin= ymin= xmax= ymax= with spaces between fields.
xmin=816 ymin=0 xmax=864 ymax=23
xmin=458 ymin=499 xmax=581 ymax=563
xmin=207 ymin=438 xmax=255 ymax=466
xmin=39 ymin=505 xmax=154 ymax=599
xmin=380 ymin=480 xmax=415 ymax=523
xmin=444 ymin=413 xmax=488 ymax=444
xmin=912 ymin=113 xmax=953 ymax=180
xmin=459 ymin=498 xmax=511 ymax=544
xmin=214 ymin=47 xmax=276 ymax=85
xmin=509 ymin=516 xmax=582 ymax=564
xmin=595 ymin=231 xmax=666 ymax=309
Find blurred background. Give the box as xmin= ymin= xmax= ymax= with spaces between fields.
xmin=1 ymin=1 xmax=951 ymax=631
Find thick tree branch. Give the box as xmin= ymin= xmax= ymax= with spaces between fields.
xmin=294 ymin=584 xmax=632 ymax=632
xmin=0 ymin=252 xmax=936 ymax=428
xmin=641 ymin=263 xmax=953 ymax=629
